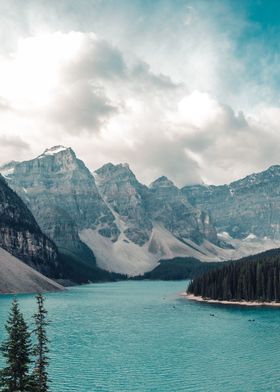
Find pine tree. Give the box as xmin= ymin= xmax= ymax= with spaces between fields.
xmin=32 ymin=294 xmax=50 ymax=392
xmin=0 ymin=298 xmax=33 ymax=392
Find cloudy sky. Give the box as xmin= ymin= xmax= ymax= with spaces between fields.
xmin=0 ymin=0 xmax=280 ymax=186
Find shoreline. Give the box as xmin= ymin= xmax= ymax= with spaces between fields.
xmin=181 ymin=293 xmax=280 ymax=307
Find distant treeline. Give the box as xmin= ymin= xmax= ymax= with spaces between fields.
xmin=188 ymin=250 xmax=280 ymax=302
xmin=132 ymin=257 xmax=223 ymax=280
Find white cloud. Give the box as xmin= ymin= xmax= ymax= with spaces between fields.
xmin=177 ymin=91 xmax=223 ymax=128
xmin=0 ymin=12 xmax=279 ymax=188
xmin=0 ymin=136 xmax=29 ymax=164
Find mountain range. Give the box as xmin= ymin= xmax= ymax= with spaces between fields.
xmin=1 ymin=145 xmax=280 ymax=285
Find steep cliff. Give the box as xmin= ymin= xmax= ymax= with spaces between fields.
xmin=94 ymin=163 xmax=152 ymax=246
xmin=182 ymin=165 xmax=280 ymax=241
xmin=148 ymin=176 xmax=218 ymax=245
xmin=0 ymin=174 xmax=59 ymax=277
xmin=0 ymin=175 xmax=63 ymax=292
xmin=5 ymin=146 xmax=118 ymax=267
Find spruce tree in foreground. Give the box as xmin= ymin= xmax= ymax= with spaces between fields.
xmin=32 ymin=294 xmax=50 ymax=392
xmin=0 ymin=299 xmax=33 ymax=392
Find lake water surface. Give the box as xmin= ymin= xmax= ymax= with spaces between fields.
xmin=0 ymin=280 xmax=280 ymax=392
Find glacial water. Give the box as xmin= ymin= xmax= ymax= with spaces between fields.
xmin=1 ymin=280 xmax=280 ymax=391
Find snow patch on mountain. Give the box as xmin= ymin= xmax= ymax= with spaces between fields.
xmin=1 ymin=167 xmax=15 ymax=178
xmin=215 ymin=234 xmax=280 ymax=260
xmin=39 ymin=145 xmax=68 ymax=157
xmin=0 ymin=161 xmax=17 ymax=179
xmin=244 ymin=233 xmax=257 ymax=240
xmin=218 ymin=231 xmax=232 ymax=240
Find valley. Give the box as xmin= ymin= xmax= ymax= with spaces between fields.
xmin=1 ymin=146 xmax=280 ymax=292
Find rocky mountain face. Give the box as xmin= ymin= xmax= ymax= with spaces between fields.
xmin=182 ymin=165 xmax=280 ymax=241
xmin=0 ymin=174 xmax=59 ymax=277
xmin=4 ymin=146 xmax=118 ymax=269
xmin=0 ymin=174 xmax=63 ymax=293
xmin=94 ymin=163 xmax=152 ymax=246
xmin=95 ymin=166 xmax=218 ymax=247
xmin=1 ymin=146 xmax=221 ymax=276
xmin=147 ymin=176 xmax=218 ymax=245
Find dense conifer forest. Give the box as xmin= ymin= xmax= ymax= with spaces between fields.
xmin=187 ymin=251 xmax=280 ymax=302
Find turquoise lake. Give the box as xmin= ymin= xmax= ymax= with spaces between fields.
xmin=1 ymin=280 xmax=280 ymax=392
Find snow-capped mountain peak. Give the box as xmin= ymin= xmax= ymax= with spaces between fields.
xmin=38 ymin=145 xmax=70 ymax=158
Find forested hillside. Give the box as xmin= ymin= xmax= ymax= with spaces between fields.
xmin=187 ymin=250 xmax=280 ymax=302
